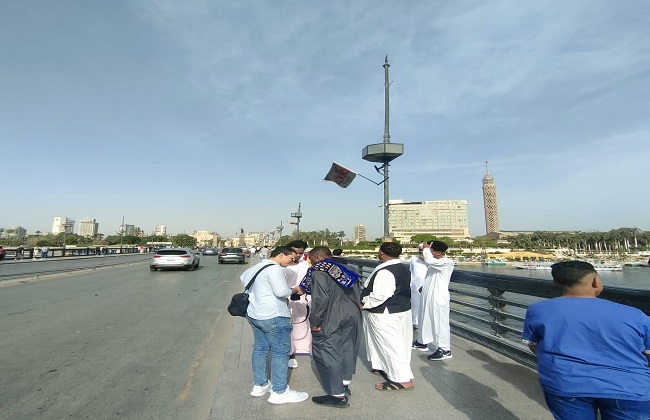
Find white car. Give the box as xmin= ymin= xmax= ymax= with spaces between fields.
xmin=150 ymin=248 xmax=200 ymax=271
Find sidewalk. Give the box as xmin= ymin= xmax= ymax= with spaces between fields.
xmin=211 ymin=318 xmax=549 ymax=419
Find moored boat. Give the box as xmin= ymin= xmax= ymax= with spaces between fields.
xmin=513 ymin=262 xmax=553 ymax=270
xmin=484 ymin=258 xmax=507 ymax=266
xmin=592 ymin=262 xmax=624 ymax=271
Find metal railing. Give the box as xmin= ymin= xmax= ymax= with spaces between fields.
xmin=3 ymin=246 xmax=145 ymax=259
xmin=346 ymin=258 xmax=650 ymax=369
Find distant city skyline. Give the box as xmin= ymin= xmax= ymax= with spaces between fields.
xmin=2 ymin=2 xmax=649 ymax=239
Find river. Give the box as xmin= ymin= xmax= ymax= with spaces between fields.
xmin=457 ymin=263 xmax=650 ymax=290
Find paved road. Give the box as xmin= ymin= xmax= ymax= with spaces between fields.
xmin=1 ymin=256 xmax=549 ymax=419
xmin=0 ymin=254 xmax=150 ymax=282
xmin=0 ymin=255 xmax=251 ymax=420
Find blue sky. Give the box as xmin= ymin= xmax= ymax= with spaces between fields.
xmin=1 ymin=1 xmax=649 ymax=241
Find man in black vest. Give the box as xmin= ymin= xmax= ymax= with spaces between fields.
xmin=361 ymin=242 xmax=415 ymax=391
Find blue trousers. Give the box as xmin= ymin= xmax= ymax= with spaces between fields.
xmin=246 ymin=316 xmax=292 ymax=392
xmin=544 ymin=392 xmax=650 ymax=420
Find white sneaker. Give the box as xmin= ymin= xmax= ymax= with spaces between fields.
xmin=250 ymin=381 xmax=272 ymax=397
xmin=267 ymin=386 xmax=309 ymax=404
xmin=288 ymin=358 xmax=298 ymax=369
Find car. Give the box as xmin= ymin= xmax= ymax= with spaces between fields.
xmin=218 ymin=247 xmax=246 ymax=264
xmin=202 ymin=248 xmax=218 ymax=256
xmin=150 ymin=248 xmax=200 ymax=271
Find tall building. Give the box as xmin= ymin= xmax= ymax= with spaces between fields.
xmin=482 ymin=162 xmax=500 ymax=235
xmin=191 ymin=230 xmax=220 ymax=246
xmin=0 ymin=226 xmax=27 ymax=239
xmin=152 ymin=224 xmax=167 ymax=236
xmin=354 ymin=224 xmax=367 ymax=244
xmin=52 ymin=217 xmax=74 ymax=234
xmin=78 ymin=218 xmax=99 ymax=238
xmin=119 ymin=224 xmax=135 ymax=236
xmin=388 ymin=200 xmax=470 ymax=243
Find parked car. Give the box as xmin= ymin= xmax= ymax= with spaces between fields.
xmin=202 ymin=248 xmax=218 ymax=256
xmin=218 ymin=247 xmax=246 ymax=264
xmin=150 ymin=248 xmax=200 ymax=271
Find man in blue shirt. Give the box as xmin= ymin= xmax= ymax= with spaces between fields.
xmin=522 ymin=261 xmax=650 ymax=419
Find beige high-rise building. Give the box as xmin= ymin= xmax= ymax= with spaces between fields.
xmin=119 ymin=224 xmax=135 ymax=236
xmin=482 ymin=162 xmax=500 ymax=235
xmin=191 ymin=230 xmax=220 ymax=247
xmin=388 ymin=200 xmax=470 ymax=243
xmin=354 ymin=224 xmax=367 ymax=244
xmin=52 ymin=217 xmax=74 ymax=234
xmin=152 ymin=224 xmax=167 ymax=236
xmin=78 ymin=218 xmax=99 ymax=238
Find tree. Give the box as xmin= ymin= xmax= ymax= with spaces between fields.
xmin=410 ymin=234 xmax=437 ymax=245
xmin=173 ymin=234 xmax=197 ymax=248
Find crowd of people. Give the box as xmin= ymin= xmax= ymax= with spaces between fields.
xmin=240 ymin=242 xmax=650 ymax=416
xmin=240 ymin=240 xmax=458 ymax=408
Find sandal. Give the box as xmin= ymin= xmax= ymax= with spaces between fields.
xmin=375 ymin=380 xmax=414 ymax=391
xmin=371 ymin=369 xmax=387 ymax=378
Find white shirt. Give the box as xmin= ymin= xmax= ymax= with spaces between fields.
xmin=362 ymin=259 xmax=403 ymax=310
xmin=241 ymin=261 xmax=292 ymax=320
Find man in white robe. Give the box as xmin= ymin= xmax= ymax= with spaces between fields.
xmin=284 ymin=240 xmax=311 ymax=368
xmin=417 ymin=240 xmax=455 ymax=361
xmin=409 ymin=245 xmax=428 ymax=330
xmin=362 ymin=242 xmax=415 ymax=390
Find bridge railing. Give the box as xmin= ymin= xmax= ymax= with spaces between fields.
xmin=346 ymin=257 xmax=650 ymax=369
xmin=5 ymin=246 xmax=145 ymax=259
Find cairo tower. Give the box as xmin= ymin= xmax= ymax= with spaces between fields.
xmin=482 ymin=162 xmax=500 ymax=235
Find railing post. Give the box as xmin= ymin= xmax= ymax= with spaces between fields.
xmin=487 ymin=288 xmax=508 ymax=337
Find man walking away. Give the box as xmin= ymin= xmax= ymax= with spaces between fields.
xmin=15 ymin=245 xmax=24 ymax=260
xmin=242 ymin=246 xmax=309 ymax=405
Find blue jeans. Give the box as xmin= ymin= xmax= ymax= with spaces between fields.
xmin=247 ymin=316 xmax=292 ymax=392
xmin=544 ymin=392 xmax=650 ymax=420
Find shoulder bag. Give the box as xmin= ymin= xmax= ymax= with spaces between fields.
xmin=227 ymin=264 xmax=273 ymax=317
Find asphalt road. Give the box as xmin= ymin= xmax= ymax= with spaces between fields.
xmin=0 ymin=255 xmax=251 ymax=420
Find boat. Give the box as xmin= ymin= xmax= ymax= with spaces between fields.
xmin=513 ymin=262 xmax=553 ymax=270
xmin=484 ymin=258 xmax=507 ymax=266
xmin=592 ymin=262 xmax=624 ymax=271
xmin=513 ymin=260 xmax=624 ymax=271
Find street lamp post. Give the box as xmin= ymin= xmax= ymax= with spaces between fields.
xmin=277 ymin=222 xmax=284 ymax=243
xmin=290 ymin=203 xmax=303 ymax=239
xmin=362 ymin=56 xmax=403 ymax=242
xmin=119 ymin=215 xmax=125 ymax=254
xmin=61 ymin=220 xmax=74 ymax=257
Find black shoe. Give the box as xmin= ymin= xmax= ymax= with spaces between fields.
xmin=412 ymin=340 xmax=428 ymax=351
xmin=312 ymin=395 xmax=349 ymax=408
xmin=427 ymin=348 xmax=453 ymax=361
xmin=343 ymin=385 xmax=351 ymax=396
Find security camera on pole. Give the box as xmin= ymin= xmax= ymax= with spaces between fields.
xmin=290 ymin=203 xmax=303 ymax=239
xmin=362 ymin=56 xmax=403 ymax=242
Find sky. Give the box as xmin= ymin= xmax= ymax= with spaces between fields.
xmin=1 ymin=1 xmax=649 ymax=241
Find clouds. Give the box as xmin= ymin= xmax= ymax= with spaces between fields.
xmin=1 ymin=1 xmax=649 ymax=239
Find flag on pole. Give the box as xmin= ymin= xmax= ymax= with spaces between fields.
xmin=323 ymin=162 xmax=357 ymax=188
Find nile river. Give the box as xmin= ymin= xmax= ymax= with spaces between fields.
xmin=458 ymin=263 xmax=650 ymax=290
